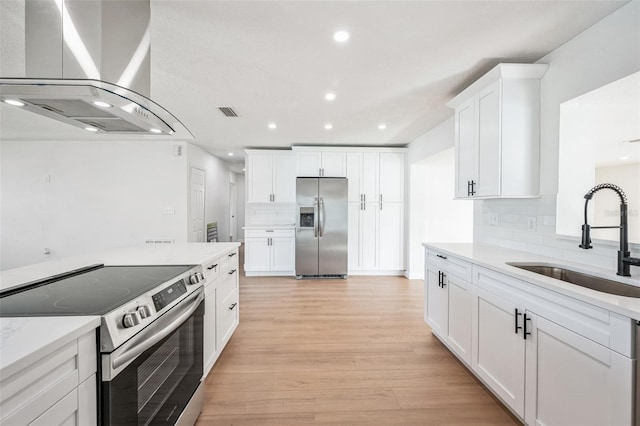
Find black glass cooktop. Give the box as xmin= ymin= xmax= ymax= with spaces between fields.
xmin=0 ymin=264 xmax=193 ymax=316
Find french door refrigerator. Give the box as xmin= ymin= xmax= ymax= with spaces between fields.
xmin=296 ymin=177 xmax=348 ymax=278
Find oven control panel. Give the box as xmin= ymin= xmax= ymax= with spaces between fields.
xmin=152 ymin=280 xmax=187 ymax=312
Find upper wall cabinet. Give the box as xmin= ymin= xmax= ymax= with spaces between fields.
xmin=293 ymin=147 xmax=346 ymax=177
xmin=245 ymin=150 xmax=296 ymax=203
xmin=447 ymin=63 xmax=549 ymax=199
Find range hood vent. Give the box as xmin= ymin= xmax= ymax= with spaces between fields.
xmin=219 ymin=107 xmax=238 ymax=117
xmin=0 ymin=79 xmax=192 ymax=138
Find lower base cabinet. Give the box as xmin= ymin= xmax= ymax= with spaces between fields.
xmin=244 ymin=230 xmax=295 ymax=276
xmin=424 ymin=247 xmax=635 ymax=425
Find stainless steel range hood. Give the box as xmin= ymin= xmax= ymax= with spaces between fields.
xmin=0 ymin=0 xmax=192 ymax=139
xmin=0 ymin=78 xmax=192 ymax=138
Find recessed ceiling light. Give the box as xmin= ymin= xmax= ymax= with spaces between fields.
xmin=325 ymin=92 xmax=336 ymax=101
xmin=4 ymin=99 xmax=25 ymax=107
xmin=85 ymin=127 xmax=98 ymax=132
xmin=149 ymin=128 xmax=162 ymax=134
xmin=242 ymin=168 xmax=246 ymax=172
xmin=619 ymin=156 xmax=630 ymax=160
xmin=268 ymin=123 xmax=277 ymax=129
xmin=324 ymin=123 xmax=333 ymax=130
xmin=333 ymin=30 xmax=350 ymax=43
xmin=378 ymin=124 xmax=387 ymax=130
xmin=92 ymin=100 xmax=112 ymax=108
xmin=228 ymin=152 xmax=234 ymax=156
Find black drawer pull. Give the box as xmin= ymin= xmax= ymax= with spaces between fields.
xmin=515 ymin=309 xmax=523 ymax=334
xmin=228 ymin=252 xmax=236 ymax=257
xmin=229 ymin=303 xmax=238 ymax=310
xmin=228 ymin=269 xmax=236 ymax=275
xmin=207 ymin=264 xmax=218 ymax=270
xmin=436 ymin=254 xmax=447 ymax=260
xmin=524 ymin=314 xmax=532 ymax=340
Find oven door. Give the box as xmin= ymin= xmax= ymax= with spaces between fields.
xmin=101 ymin=288 xmax=204 ymax=426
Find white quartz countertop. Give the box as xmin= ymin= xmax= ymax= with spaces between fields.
xmin=423 ymin=243 xmax=640 ymax=320
xmin=243 ymin=225 xmax=296 ymax=230
xmin=1 ymin=242 xmax=240 ymax=292
xmin=0 ymin=316 xmax=100 ymax=378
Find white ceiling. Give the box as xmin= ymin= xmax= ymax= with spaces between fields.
xmin=148 ymin=0 xmax=628 ymax=164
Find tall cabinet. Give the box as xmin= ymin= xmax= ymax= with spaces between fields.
xmin=447 ymin=63 xmax=548 ymax=199
xmin=346 ymin=149 xmax=406 ymax=274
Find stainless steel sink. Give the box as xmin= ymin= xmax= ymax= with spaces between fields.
xmin=506 ymin=262 xmax=640 ymax=298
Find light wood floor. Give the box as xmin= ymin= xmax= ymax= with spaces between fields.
xmin=197 ymin=254 xmax=519 ymax=425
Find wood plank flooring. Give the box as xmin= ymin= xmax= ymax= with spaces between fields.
xmin=197 ymin=254 xmax=519 ymax=425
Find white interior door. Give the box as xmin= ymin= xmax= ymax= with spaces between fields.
xmin=229 ymin=182 xmax=237 ymax=241
xmin=190 ymin=167 xmax=205 ymax=242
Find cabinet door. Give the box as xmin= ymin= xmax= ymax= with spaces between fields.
xmin=297 ymin=152 xmax=322 ymax=177
xmin=424 ymin=266 xmax=448 ymax=337
xmin=446 ymin=275 xmax=473 ymax=365
xmin=273 ymin=154 xmax=296 ymax=203
xmin=525 ymin=314 xmax=633 ymax=426
xmin=321 ymin=152 xmax=346 ymax=177
xmin=476 ymin=81 xmax=501 ymax=197
xmin=347 ymin=202 xmax=361 ymax=270
xmin=377 ymin=202 xmax=403 ymax=270
xmin=271 ymin=237 xmax=295 ymax=271
xmin=360 ymin=203 xmax=377 ymax=270
xmin=244 ymin=238 xmax=271 ymax=271
xmin=361 ymin=152 xmax=379 ymax=202
xmin=217 ymin=287 xmax=239 ymax=349
xmin=378 ymin=152 xmax=404 ymax=203
xmin=455 ymin=98 xmax=476 ymax=198
xmin=346 ymin=153 xmax=362 ymax=203
xmin=248 ymin=154 xmax=274 ymax=203
xmin=473 ymin=288 xmax=525 ymax=417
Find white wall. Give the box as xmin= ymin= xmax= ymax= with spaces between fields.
xmin=475 ymin=1 xmax=640 ymax=270
xmin=236 ymin=173 xmax=246 ymax=240
xmin=407 ymin=117 xmax=473 ymax=279
xmin=1 ymin=140 xmax=188 ymax=269
xmin=187 ymin=143 xmax=233 ymax=242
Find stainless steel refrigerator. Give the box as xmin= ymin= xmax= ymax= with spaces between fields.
xmin=295 ymin=178 xmax=348 ymax=278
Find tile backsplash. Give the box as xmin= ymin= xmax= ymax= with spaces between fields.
xmin=475 ymin=195 xmax=640 ymax=271
xmin=245 ymin=203 xmax=296 ymax=226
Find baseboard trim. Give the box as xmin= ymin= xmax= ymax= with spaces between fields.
xmin=245 ymin=271 xmax=295 ymax=277
xmin=347 ymin=270 xmax=405 ymax=276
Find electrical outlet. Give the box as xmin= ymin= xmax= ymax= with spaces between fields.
xmin=489 ymin=213 xmax=499 ymax=225
xmin=164 ymin=207 xmax=175 ymax=215
xmin=527 ymin=216 xmax=537 ymax=232
xmin=44 ymin=175 xmax=51 ymax=183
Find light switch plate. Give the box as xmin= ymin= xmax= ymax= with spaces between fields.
xmin=527 ymin=216 xmax=537 ymax=232
xmin=489 ymin=213 xmax=499 ymax=225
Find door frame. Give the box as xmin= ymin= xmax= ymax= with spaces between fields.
xmin=189 ymin=167 xmax=206 ymax=242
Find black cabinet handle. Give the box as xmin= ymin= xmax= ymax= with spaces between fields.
xmin=229 ymin=303 xmax=237 ymax=310
xmin=436 ymin=254 xmax=447 ymax=260
xmin=207 ymin=264 xmax=218 ymax=270
xmin=523 ymin=314 xmax=532 ymax=340
xmin=438 ymin=271 xmax=442 ymax=287
xmin=228 ymin=269 xmax=236 ymax=275
xmin=471 ymin=180 xmax=476 ymax=196
xmin=228 ymin=252 xmax=236 ymax=257
xmin=515 ymin=309 xmax=523 ymax=334
xmin=441 ymin=272 xmax=446 ymax=288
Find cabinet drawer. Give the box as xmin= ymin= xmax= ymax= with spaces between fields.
xmin=217 ymin=270 xmax=238 ymax=302
xmin=217 ymin=289 xmax=239 ymax=346
xmin=203 ymin=258 xmax=220 ymax=283
xmin=244 ymin=229 xmax=294 ymax=238
xmin=220 ymin=249 xmax=239 ymax=270
xmin=425 ymin=250 xmax=472 ymax=282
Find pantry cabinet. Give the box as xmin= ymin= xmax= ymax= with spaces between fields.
xmin=447 ymin=63 xmax=548 ymax=199
xmin=246 ymin=150 xmax=296 ymax=203
xmin=346 ymin=149 xmax=406 ymax=273
xmin=244 ymin=229 xmax=295 ymax=276
xmin=423 ymin=244 xmax=635 ymax=424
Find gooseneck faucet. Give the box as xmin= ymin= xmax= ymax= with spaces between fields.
xmin=579 ymin=183 xmax=640 ymax=276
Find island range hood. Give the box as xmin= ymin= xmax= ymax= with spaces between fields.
xmin=0 ymin=0 xmax=192 ymax=139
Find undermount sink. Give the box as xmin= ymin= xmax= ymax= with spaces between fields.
xmin=506 ymin=262 xmax=640 ymax=298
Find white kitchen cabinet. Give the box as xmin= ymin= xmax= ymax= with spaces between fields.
xmin=0 ymin=330 xmax=97 ymax=426
xmin=203 ymin=279 xmax=217 ymax=374
xmin=216 ymin=250 xmax=239 ymax=351
xmin=295 ymin=150 xmax=346 ymax=177
xmin=246 ymin=150 xmax=295 ymax=203
xmin=377 ymin=202 xmax=404 ymax=271
xmin=346 ymin=152 xmax=378 ymax=203
xmin=447 ymin=63 xmax=548 ymax=199
xmin=348 ymin=201 xmax=377 ymax=271
xmin=244 ymin=229 xmax=295 ymax=276
xmin=378 ymin=152 xmax=405 ymax=203
xmin=424 ymin=266 xmax=448 ymax=336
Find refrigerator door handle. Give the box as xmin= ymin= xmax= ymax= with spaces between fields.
xmin=314 ymin=197 xmax=319 ymax=238
xmin=319 ymin=197 xmax=325 ymax=237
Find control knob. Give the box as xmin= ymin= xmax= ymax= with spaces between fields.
xmin=188 ymin=274 xmax=199 ymax=285
xmin=122 ymin=311 xmax=142 ymax=328
xmin=137 ymin=304 xmax=153 ymax=319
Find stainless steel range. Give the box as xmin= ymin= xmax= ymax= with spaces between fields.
xmin=0 ymin=263 xmax=207 ymax=425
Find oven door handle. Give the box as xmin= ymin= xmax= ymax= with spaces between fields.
xmin=110 ymin=288 xmax=204 ymax=373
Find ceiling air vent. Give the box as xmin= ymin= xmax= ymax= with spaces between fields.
xmin=218 ymin=107 xmax=238 ymax=117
